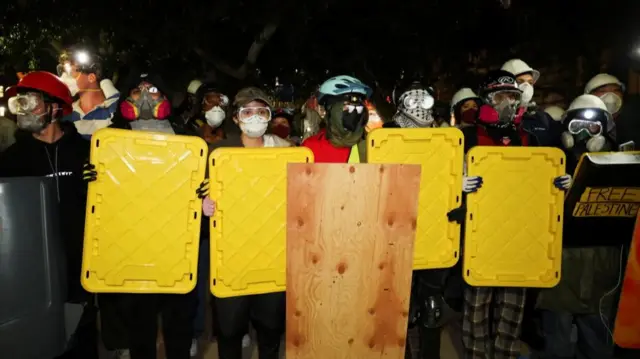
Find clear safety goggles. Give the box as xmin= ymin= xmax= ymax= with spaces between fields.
xmin=567 ymin=119 xmax=603 ymax=136
xmin=238 ymin=106 xmax=271 ymax=121
xmin=8 ymin=92 xmax=45 ymax=115
xmin=401 ymin=91 xmax=435 ymax=110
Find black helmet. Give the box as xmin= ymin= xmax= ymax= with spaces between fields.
xmin=478 ymin=70 xmax=521 ymax=100
xmin=392 ymin=77 xmax=435 ymax=106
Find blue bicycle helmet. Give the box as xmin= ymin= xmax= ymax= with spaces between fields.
xmin=317 ymin=75 xmax=372 ymax=104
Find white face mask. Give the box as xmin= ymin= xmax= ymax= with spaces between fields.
xmin=519 ymin=83 xmax=534 ymax=105
xmin=599 ymin=92 xmax=622 ymax=114
xmin=59 ymin=72 xmax=79 ymax=96
xmin=239 ymin=115 xmax=269 ymax=138
xmin=205 ymin=106 xmax=226 ymax=128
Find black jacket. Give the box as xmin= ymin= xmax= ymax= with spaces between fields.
xmin=0 ymin=122 xmax=90 ymax=301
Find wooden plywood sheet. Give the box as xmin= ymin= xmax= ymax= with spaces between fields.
xmin=286 ymin=163 xmax=421 ymax=359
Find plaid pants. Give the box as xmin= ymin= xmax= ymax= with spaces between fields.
xmin=462 ymin=286 xmax=526 ymax=359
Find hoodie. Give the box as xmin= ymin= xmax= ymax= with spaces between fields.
xmin=0 ymin=121 xmax=90 ymax=301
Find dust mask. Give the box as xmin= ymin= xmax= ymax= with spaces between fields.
xmin=60 ymin=72 xmax=79 ymax=96
xmin=519 ymin=83 xmax=534 ymax=105
xmin=239 ymin=115 xmax=268 ymax=138
xmin=205 ymin=106 xmax=226 ymax=128
xmin=599 ymin=92 xmax=622 ymax=114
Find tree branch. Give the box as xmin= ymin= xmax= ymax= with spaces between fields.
xmin=195 ymin=21 xmax=279 ymax=80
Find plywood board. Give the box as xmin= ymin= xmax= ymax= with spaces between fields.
xmin=286 ymin=163 xmax=421 ymax=359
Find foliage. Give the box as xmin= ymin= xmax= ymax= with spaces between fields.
xmin=0 ymin=0 xmax=635 ymax=100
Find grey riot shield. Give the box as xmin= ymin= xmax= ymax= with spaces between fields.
xmin=0 ymin=177 xmax=67 ymax=359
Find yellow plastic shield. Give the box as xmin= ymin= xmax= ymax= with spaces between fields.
xmin=464 ymin=146 xmax=565 ymax=288
xmin=82 ymin=128 xmax=207 ymax=294
xmin=367 ymin=128 xmax=464 ymax=269
xmin=209 ymin=147 xmax=314 ymax=297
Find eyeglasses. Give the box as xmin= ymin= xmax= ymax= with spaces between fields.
xmin=238 ymin=106 xmax=271 ymax=121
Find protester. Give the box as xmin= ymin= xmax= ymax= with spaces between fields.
xmin=459 ymin=70 xmax=571 ymax=359
xmin=302 ymin=75 xmax=372 ymax=163
xmin=84 ymin=71 xmax=197 ymax=359
xmin=190 ymin=83 xmax=230 ymax=144
xmin=450 ymin=88 xmax=481 ymax=128
xmin=536 ymin=94 xmax=621 ymax=359
xmin=585 ymin=73 xmax=640 ymax=148
xmin=200 ymin=86 xmax=289 ymax=359
xmin=0 ymin=71 xmax=97 ymax=358
xmin=58 ymin=48 xmax=119 ymax=138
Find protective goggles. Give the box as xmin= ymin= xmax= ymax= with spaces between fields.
xmin=400 ymin=90 xmax=435 ymax=110
xmin=567 ymin=119 xmax=603 ymax=136
xmin=8 ymin=92 xmax=45 ymax=115
xmin=238 ymin=106 xmax=271 ymax=121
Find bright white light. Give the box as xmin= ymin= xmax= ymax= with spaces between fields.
xmin=75 ymin=51 xmax=90 ymax=65
xmin=0 ymin=106 xmax=6 ymax=117
xmin=583 ymin=110 xmax=595 ymax=119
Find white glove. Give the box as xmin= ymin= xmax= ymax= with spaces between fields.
xmin=553 ymin=174 xmax=572 ymax=190
xmin=202 ymin=196 xmax=216 ymax=217
xmin=463 ymin=176 xmax=483 ymax=193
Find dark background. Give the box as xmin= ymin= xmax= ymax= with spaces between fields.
xmin=1 ymin=0 xmax=639 ymax=104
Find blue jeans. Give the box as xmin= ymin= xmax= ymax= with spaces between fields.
xmin=540 ymin=310 xmax=614 ymax=359
xmin=194 ymin=239 xmax=210 ymax=339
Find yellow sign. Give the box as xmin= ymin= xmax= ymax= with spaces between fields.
xmin=573 ymin=187 xmax=640 ymax=218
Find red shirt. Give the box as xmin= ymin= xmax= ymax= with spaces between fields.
xmin=302 ymin=129 xmax=352 ymax=163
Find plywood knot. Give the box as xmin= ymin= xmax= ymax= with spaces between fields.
xmin=411 ymin=218 xmax=417 ymax=230
xmin=297 ymin=217 xmax=304 ymax=227
xmin=368 ymin=308 xmax=376 ymax=315
xmin=387 ymin=216 xmax=395 ymax=227
xmin=337 ymin=262 xmax=347 ymax=274
xmin=348 ymin=338 xmax=354 ymax=345
xmin=349 ymin=166 xmax=356 ymax=173
xmin=310 ymin=253 xmax=319 ymax=264
xmin=378 ymin=262 xmax=386 ymax=270
xmin=379 ymin=165 xmax=385 ymax=173
xmin=294 ymin=310 xmax=302 ymax=317
xmin=305 ymin=167 xmax=312 ymax=175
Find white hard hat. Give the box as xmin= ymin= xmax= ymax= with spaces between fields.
xmin=567 ymin=94 xmax=608 ymax=113
xmin=543 ymin=106 xmax=565 ymax=122
xmin=501 ymin=59 xmax=540 ymax=83
xmin=187 ymin=79 xmax=203 ymax=95
xmin=450 ymin=88 xmax=479 ymax=110
xmin=584 ymin=73 xmax=625 ymax=94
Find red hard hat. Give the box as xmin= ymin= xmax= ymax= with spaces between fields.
xmin=16 ymin=71 xmax=73 ymax=116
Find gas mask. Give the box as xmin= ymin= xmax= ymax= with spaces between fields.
xmin=205 ymin=106 xmax=226 ymax=128
xmin=478 ymin=91 xmax=522 ymax=128
xmin=599 ymin=92 xmax=622 ymax=115
xmin=561 ymin=118 xmax=607 ymax=152
xmin=120 ymin=86 xmax=171 ymax=121
xmin=395 ymin=89 xmax=435 ymax=128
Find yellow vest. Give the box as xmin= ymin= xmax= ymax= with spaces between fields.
xmin=348 ymin=143 xmax=362 ymax=163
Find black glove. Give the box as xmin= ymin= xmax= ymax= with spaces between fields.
xmin=196 ymin=178 xmax=209 ymax=199
xmin=83 ymin=163 xmax=97 ymax=182
xmin=447 ymin=205 xmax=466 ymax=225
